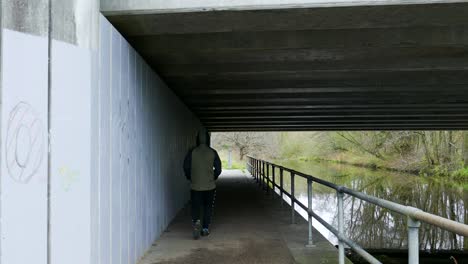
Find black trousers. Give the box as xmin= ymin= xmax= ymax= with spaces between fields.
xmin=191 ymin=189 xmax=216 ymax=229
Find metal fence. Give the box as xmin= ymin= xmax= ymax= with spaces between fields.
xmin=246 ymin=156 xmax=468 ymax=264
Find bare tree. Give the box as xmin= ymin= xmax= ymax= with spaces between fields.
xmin=212 ymin=132 xmax=268 ymax=160
xmin=336 ymin=131 xmax=386 ymax=160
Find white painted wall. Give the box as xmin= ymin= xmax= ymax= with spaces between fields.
xmin=1 ymin=2 xmax=98 ymax=263
xmin=1 ymin=6 xmax=200 ymax=264
xmin=93 ymin=16 xmax=201 ymax=264
xmin=50 ymin=40 xmax=92 ymax=264
xmin=0 ymin=28 xmax=49 ymax=264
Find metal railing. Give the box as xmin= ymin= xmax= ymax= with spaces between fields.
xmin=246 ymin=156 xmax=468 ymax=264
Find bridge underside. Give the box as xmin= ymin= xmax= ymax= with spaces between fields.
xmin=105 ymin=1 xmax=468 ymax=131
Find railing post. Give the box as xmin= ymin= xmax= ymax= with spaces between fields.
xmin=259 ymin=160 xmax=262 ymax=187
xmin=291 ymin=172 xmax=295 ymax=224
xmin=280 ymin=168 xmax=284 ymax=206
xmin=255 ymin=159 xmax=259 ymax=184
xmin=266 ymin=163 xmax=270 ymax=194
xmin=337 ymin=190 xmax=345 ymax=264
xmin=260 ymin=161 xmax=263 ymax=188
xmin=255 ymin=159 xmax=258 ymax=183
xmin=253 ymin=159 xmax=256 ymax=181
xmin=258 ymin=160 xmax=261 ymax=185
xmin=407 ymin=217 xmax=421 ymax=264
xmin=306 ymin=178 xmax=315 ymax=247
xmin=257 ymin=160 xmax=260 ymax=185
xmin=272 ymin=165 xmax=276 ymax=197
xmin=262 ymin=161 xmax=266 ymax=191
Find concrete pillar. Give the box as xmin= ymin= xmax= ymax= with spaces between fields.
xmin=1 ymin=1 xmax=50 ymax=264
xmin=49 ymin=1 xmax=100 ymax=264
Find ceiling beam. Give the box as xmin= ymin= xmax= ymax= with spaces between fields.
xmin=107 ymin=3 xmax=468 ymax=35
xmin=128 ymin=26 xmax=468 ymax=53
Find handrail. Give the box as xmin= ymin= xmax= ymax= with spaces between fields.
xmin=246 ymin=157 xmax=468 ymax=264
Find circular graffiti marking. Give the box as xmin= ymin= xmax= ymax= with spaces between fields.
xmin=5 ymin=102 xmax=45 ymax=183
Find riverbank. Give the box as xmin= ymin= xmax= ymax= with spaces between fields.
xmin=294 ymin=154 xmax=420 ymax=174
xmin=297 ymin=156 xmax=420 ymax=174
xmin=290 ymin=154 xmax=468 ymax=186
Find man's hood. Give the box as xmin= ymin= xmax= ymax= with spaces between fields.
xmin=196 ymin=128 xmax=209 ymax=145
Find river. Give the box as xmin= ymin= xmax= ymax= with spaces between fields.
xmin=272 ymin=159 xmax=467 ymax=252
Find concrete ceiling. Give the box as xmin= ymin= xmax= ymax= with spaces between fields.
xmin=105 ymin=2 xmax=468 ymax=131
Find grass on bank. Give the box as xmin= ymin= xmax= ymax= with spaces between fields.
xmin=221 ymin=159 xmax=246 ymax=170
xmin=293 ymin=154 xmax=468 ymax=183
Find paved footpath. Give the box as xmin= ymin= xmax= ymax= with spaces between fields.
xmin=138 ymin=170 xmax=351 ymax=264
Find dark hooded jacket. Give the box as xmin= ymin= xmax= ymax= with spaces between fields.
xmin=183 ymin=130 xmax=222 ymax=191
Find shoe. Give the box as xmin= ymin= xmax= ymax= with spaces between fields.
xmin=201 ymin=228 xmax=210 ymax=237
xmin=192 ymin=220 xmax=201 ymax=240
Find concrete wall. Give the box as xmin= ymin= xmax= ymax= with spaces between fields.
xmin=100 ymin=0 xmax=468 ymax=14
xmin=1 ymin=1 xmax=50 ymax=263
xmin=49 ymin=1 xmax=100 ymax=263
xmin=94 ymin=16 xmax=201 ymax=264
xmin=1 ymin=2 xmax=200 ymax=264
xmin=0 ymin=0 xmax=99 ymax=263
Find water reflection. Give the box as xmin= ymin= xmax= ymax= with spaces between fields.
xmin=272 ymin=160 xmax=467 ymax=250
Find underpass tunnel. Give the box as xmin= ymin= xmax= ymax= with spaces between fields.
xmin=1 ymin=1 xmax=468 ymax=264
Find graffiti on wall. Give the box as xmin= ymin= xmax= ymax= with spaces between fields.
xmin=5 ymin=102 xmax=45 ymax=183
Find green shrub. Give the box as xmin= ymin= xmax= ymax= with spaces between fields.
xmin=452 ymin=167 xmax=468 ymax=181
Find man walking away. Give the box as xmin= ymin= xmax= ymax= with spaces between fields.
xmin=183 ymin=129 xmax=222 ymax=239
